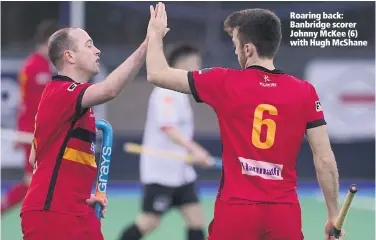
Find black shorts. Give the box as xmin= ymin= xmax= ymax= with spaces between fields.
xmin=142 ymin=182 xmax=200 ymax=215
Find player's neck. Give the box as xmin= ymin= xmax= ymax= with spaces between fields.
xmin=246 ymin=58 xmax=275 ymax=70
xmin=57 ymin=68 xmax=90 ymax=83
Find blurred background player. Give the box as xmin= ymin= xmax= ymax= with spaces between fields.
xmin=145 ymin=4 xmax=341 ymax=240
xmin=1 ymin=20 xmax=59 ymax=215
xmin=118 ymin=43 xmax=210 ymax=240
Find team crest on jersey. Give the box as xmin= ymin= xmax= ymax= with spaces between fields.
xmin=260 ymin=75 xmax=277 ymax=88
xmin=315 ymin=101 xmax=323 ymax=112
xmin=67 ymin=83 xmax=81 ymax=91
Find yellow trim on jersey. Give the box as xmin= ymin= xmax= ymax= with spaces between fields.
xmin=19 ymin=71 xmax=28 ymax=99
xmin=63 ymin=148 xmax=97 ymax=168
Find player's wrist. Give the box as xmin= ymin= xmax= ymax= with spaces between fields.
xmin=328 ymin=209 xmax=339 ymax=220
xmin=184 ymin=140 xmax=204 ymax=156
xmin=147 ymin=32 xmax=162 ymax=40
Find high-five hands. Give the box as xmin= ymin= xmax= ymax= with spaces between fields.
xmin=147 ymin=2 xmax=170 ymax=38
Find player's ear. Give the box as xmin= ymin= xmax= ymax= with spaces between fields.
xmin=244 ymin=43 xmax=255 ymax=58
xmin=64 ymin=50 xmax=75 ymax=64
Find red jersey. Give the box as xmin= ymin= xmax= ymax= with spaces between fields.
xmin=21 ymin=75 xmax=97 ymax=216
xmin=188 ymin=65 xmax=326 ymax=204
xmin=18 ymin=53 xmax=51 ymax=133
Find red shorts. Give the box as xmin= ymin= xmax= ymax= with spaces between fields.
xmin=21 ymin=210 xmax=103 ymax=240
xmin=23 ymin=145 xmax=33 ymax=174
xmin=208 ymin=199 xmax=304 ymax=240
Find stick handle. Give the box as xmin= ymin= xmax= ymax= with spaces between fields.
xmin=329 ymin=184 xmax=358 ymax=238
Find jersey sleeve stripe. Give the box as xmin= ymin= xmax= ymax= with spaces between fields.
xmin=63 ymin=148 xmax=97 ymax=168
xmin=67 ymin=138 xmax=93 ymax=155
xmin=75 ymin=85 xmax=90 ymax=118
xmin=187 ymin=71 xmax=202 ymax=103
xmin=71 ymin=127 xmax=96 ymax=143
xmin=306 ymin=118 xmax=327 ymax=129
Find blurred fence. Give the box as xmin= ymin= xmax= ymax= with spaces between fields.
xmin=1 ymin=1 xmax=375 ymax=182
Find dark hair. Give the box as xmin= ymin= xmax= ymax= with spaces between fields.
xmin=167 ymin=43 xmax=201 ymax=67
xmin=48 ymin=28 xmax=77 ymax=70
xmin=224 ymin=8 xmax=282 ymax=58
xmin=34 ymin=20 xmax=59 ymax=45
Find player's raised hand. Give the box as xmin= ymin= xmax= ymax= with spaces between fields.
xmin=86 ymin=195 xmax=108 ymax=218
xmin=147 ymin=2 xmax=170 ymax=38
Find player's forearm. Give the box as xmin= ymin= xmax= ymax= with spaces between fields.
xmin=163 ymin=127 xmax=190 ymax=147
xmin=314 ymin=153 xmax=340 ymax=219
xmin=146 ymin=36 xmax=191 ymax=93
xmin=82 ymin=41 xmax=148 ymax=109
xmin=146 ymin=36 xmax=169 ymax=81
xmin=103 ymin=39 xmax=148 ymax=96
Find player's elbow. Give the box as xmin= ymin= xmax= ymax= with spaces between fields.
xmin=147 ymin=71 xmax=161 ymax=85
xmin=147 ymin=66 xmax=169 ymax=85
xmin=107 ymin=89 xmax=118 ymax=100
xmin=103 ymin=87 xmax=118 ymax=101
xmin=314 ymin=151 xmax=338 ymax=173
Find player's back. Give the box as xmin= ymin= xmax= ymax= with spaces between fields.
xmin=213 ymin=66 xmax=324 ymax=204
xmin=18 ymin=53 xmax=51 ymax=132
xmin=22 ymin=75 xmax=97 ymax=215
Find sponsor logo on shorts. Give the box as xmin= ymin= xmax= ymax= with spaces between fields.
xmin=239 ymin=157 xmax=283 ymax=180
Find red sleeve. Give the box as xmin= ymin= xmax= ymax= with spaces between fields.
xmin=305 ymin=82 xmax=326 ymax=129
xmin=187 ymin=67 xmax=228 ymax=109
xmin=54 ymin=81 xmax=92 ymax=122
xmin=17 ymin=57 xmax=51 ymax=132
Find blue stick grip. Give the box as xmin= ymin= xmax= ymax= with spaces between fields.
xmin=95 ymin=200 xmax=103 ymax=220
xmin=95 ymin=120 xmax=113 ymax=220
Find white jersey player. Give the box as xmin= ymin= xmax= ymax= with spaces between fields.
xmin=119 ymin=44 xmax=212 ymax=240
xmin=141 ymin=87 xmax=197 ymax=186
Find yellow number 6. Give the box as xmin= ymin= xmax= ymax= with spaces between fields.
xmin=252 ymin=104 xmax=278 ymax=149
